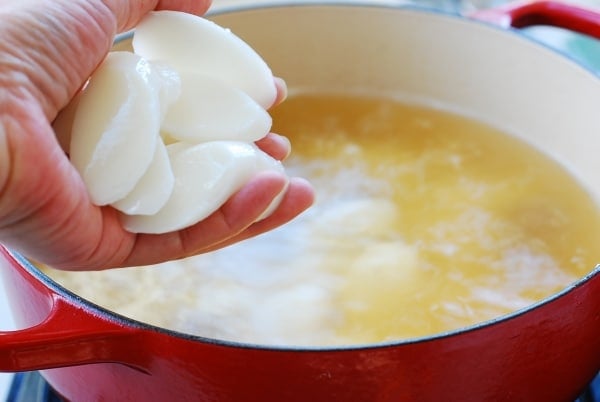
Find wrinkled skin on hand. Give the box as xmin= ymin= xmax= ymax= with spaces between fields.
xmin=0 ymin=0 xmax=314 ymax=270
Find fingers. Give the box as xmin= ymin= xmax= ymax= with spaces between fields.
xmin=255 ymin=133 xmax=291 ymax=161
xmin=254 ymin=76 xmax=290 ymax=159
xmin=117 ymin=171 xmax=305 ymax=268
xmin=111 ymin=173 xmax=314 ymax=268
xmin=198 ymin=177 xmax=315 ymax=254
xmin=271 ymin=77 xmax=288 ymax=108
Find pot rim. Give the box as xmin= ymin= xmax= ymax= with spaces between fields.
xmin=16 ymin=1 xmax=600 ymax=352
xmin=203 ymin=1 xmax=600 ymax=78
xmin=12 ymin=249 xmax=600 ymax=351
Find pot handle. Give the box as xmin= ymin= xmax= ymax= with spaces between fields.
xmin=471 ymin=0 xmax=600 ymax=40
xmin=0 ymin=294 xmax=147 ymax=373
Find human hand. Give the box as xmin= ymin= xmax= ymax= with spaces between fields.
xmin=0 ymin=0 xmax=314 ymax=270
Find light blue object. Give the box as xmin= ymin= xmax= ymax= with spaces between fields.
xmin=523 ymin=26 xmax=600 ymax=75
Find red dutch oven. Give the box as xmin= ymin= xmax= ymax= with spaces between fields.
xmin=1 ymin=1 xmax=600 ymax=401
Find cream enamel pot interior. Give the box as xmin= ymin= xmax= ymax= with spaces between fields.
xmin=1 ymin=2 xmax=600 ymax=401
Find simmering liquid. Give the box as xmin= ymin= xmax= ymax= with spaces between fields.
xmin=44 ymin=93 xmax=600 ymax=346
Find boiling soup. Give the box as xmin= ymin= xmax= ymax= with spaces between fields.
xmin=43 ymin=93 xmax=600 ymax=346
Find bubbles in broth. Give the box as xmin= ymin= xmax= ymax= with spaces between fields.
xmin=43 ymin=93 xmax=600 ymax=346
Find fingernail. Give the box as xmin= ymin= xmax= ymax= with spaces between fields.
xmin=278 ymin=134 xmax=291 ymax=159
xmin=273 ymin=76 xmax=288 ymax=106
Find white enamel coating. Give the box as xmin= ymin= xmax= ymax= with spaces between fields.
xmin=209 ymin=5 xmax=600 ymax=201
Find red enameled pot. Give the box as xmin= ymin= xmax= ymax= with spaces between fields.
xmin=1 ymin=1 xmax=600 ymax=401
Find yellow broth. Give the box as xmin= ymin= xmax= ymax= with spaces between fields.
xmin=271 ymin=93 xmax=600 ymax=343
xmin=43 ymin=93 xmax=600 ymax=346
